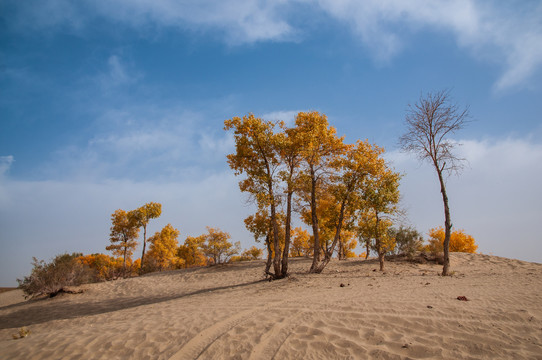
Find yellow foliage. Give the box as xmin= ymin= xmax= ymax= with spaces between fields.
xmin=290 ymin=227 xmax=312 ymax=257
xmin=147 ymin=224 xmax=180 ymax=271
xmin=338 ymin=230 xmax=358 ymax=259
xmin=177 ymin=235 xmax=207 ymax=268
xmin=199 ymin=227 xmax=240 ymax=265
xmin=106 ymin=209 xmax=139 ymax=272
xmin=425 ymin=227 xmax=478 ymax=254
xmin=380 ymin=231 xmax=396 ymax=254
xmin=241 ymin=246 xmax=264 ymax=260
xmin=77 ymin=253 xmax=130 ymax=280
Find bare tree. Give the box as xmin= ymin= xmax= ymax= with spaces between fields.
xmin=399 ymin=90 xmax=469 ymax=276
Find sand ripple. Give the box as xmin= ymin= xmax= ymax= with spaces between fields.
xmin=1 ymin=253 xmax=541 ymax=359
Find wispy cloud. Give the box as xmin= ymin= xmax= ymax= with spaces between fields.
xmin=97 ymin=55 xmax=141 ymax=90
xmin=0 ymin=155 xmax=14 ymax=177
xmin=261 ymin=110 xmax=301 ymax=126
xmin=316 ymin=0 xmax=542 ymax=91
xmin=44 ymin=104 xmax=232 ymax=182
xmin=6 ymin=1 xmax=541 ymax=90
xmin=6 ymin=0 xmax=296 ymax=44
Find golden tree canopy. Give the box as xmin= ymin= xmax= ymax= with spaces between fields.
xmin=426 ymin=227 xmax=478 ymax=254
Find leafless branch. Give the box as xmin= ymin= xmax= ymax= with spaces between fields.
xmin=399 ymin=89 xmax=469 ymax=176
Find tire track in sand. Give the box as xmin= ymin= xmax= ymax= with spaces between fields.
xmin=248 ymin=310 xmax=305 ymax=360
xmin=168 ymin=307 xmax=258 ymax=360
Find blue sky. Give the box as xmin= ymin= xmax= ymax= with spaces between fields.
xmin=1 ymin=0 xmax=541 ymax=286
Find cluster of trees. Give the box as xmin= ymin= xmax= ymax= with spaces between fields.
xmin=225 ymin=111 xmax=402 ymax=278
xmin=17 ymin=224 xmax=262 ymax=298
xmin=106 ymin=202 xmax=254 ymax=274
xmin=227 ymin=88 xmax=473 ymax=277
xmin=17 ymin=223 xmax=477 ymax=298
xmin=18 ymin=90 xmax=475 ymax=298
xmin=370 ymin=225 xmax=478 ymax=260
xmin=106 ymin=202 xmax=162 ymax=275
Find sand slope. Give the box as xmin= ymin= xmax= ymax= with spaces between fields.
xmin=1 ymin=253 xmax=541 ymax=359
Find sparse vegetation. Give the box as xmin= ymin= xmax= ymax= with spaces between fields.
xmin=12 ymin=327 xmax=31 ymax=340
xmin=17 ymin=253 xmax=93 ymax=299
xmin=16 ymin=105 xmax=477 ymax=292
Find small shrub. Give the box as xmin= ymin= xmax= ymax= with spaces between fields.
xmin=12 ymin=327 xmax=30 ymax=340
xmin=17 ymin=253 xmax=93 ymax=299
xmin=388 ymin=226 xmax=424 ymax=259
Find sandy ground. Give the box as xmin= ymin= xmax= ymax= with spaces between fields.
xmin=1 ymin=253 xmax=541 ymax=359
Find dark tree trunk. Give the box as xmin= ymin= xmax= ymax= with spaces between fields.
xmin=314 ymin=196 xmax=347 ymax=273
xmin=365 ymin=239 xmax=370 ymax=259
xmin=375 ymin=213 xmax=385 ymax=271
xmin=281 ymin=189 xmax=293 ymax=277
xmin=270 ymin=198 xmax=281 ymax=278
xmin=265 ymin=235 xmax=273 ymax=275
xmin=309 ymin=168 xmax=321 ymax=273
xmin=139 ymin=225 xmax=147 ymax=274
xmin=122 ymin=247 xmax=127 ymax=278
xmin=437 ymin=167 xmax=452 ymax=276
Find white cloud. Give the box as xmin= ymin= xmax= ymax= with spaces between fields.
xmin=8 ymin=1 xmax=542 ymax=90
xmin=42 ymin=103 xmax=233 ymax=181
xmin=261 ymin=110 xmax=301 ymax=126
xmin=388 ymin=135 xmax=542 ymax=263
xmin=9 ymin=0 xmax=295 ymax=44
xmin=316 ymin=0 xmax=542 ymax=90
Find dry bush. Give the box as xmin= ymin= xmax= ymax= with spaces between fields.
xmin=17 ymin=253 xmax=93 ymax=299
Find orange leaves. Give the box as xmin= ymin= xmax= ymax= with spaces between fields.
xmin=147 ymin=224 xmax=181 ymax=271
xmin=199 ymin=227 xmax=240 ymax=265
xmin=290 ymin=227 xmax=312 ymax=257
xmin=227 ymin=111 xmax=406 ymax=275
xmin=295 ymin=111 xmax=345 ymax=170
xmin=130 ymin=202 xmax=162 ymax=228
xmin=224 ymin=114 xmax=281 ymax=186
xmin=240 ymin=246 xmax=264 ymax=260
xmin=107 ymin=209 xmax=139 ymax=262
xmin=107 ymin=202 xmax=162 ymax=275
xmin=426 ymin=227 xmax=478 ymax=254
xmin=177 ymin=235 xmax=207 ymax=268
xmin=77 ymin=254 xmax=131 ymax=281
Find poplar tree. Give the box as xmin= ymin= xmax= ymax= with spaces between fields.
xmin=400 ymin=90 xmax=469 ymax=275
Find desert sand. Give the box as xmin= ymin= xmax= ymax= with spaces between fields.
xmin=1 ymin=252 xmax=541 ymax=359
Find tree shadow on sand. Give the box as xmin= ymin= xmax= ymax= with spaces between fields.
xmin=0 ymin=278 xmax=266 ymax=329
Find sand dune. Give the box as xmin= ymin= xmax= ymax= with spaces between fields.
xmin=1 ymin=253 xmax=541 ymax=359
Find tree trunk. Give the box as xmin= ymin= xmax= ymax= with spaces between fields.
xmin=139 ymin=225 xmax=147 ymax=274
xmin=315 ymin=197 xmax=347 ymax=273
xmin=436 ymin=167 xmax=452 ymax=276
xmin=270 ymin=199 xmax=281 ymax=279
xmin=281 ymin=189 xmax=293 ymax=278
xmin=309 ymin=168 xmax=321 ymax=273
xmin=122 ymin=247 xmax=127 ymax=278
xmin=265 ymin=235 xmax=273 ymax=275
xmin=375 ymin=213 xmax=385 ymax=271
xmin=365 ymin=239 xmax=370 ymax=259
